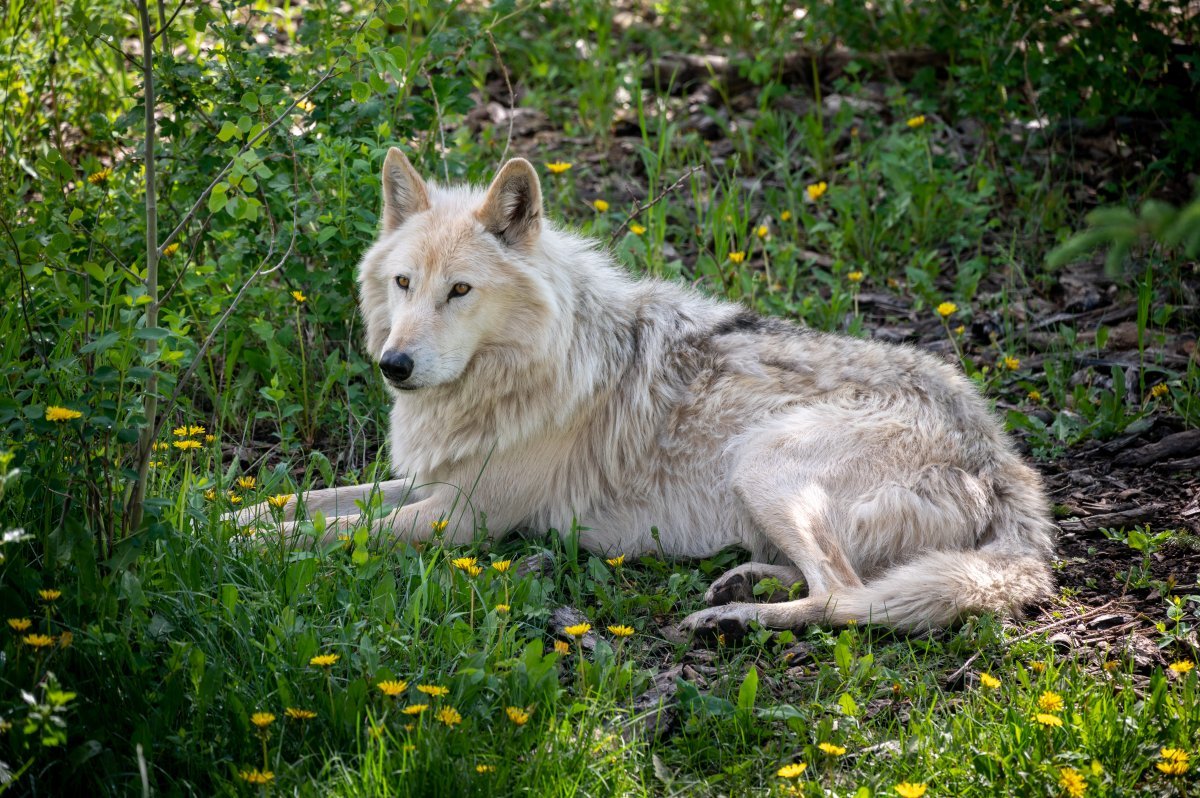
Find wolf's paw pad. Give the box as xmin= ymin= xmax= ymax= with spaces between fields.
xmin=705 ymin=571 xmax=752 ymax=606
xmin=679 ymin=605 xmax=754 ymax=641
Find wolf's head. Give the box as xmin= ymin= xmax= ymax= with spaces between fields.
xmin=357 ymin=149 xmax=558 ymax=392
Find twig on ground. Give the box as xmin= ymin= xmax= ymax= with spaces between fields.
xmin=609 ymin=166 xmax=703 ymax=245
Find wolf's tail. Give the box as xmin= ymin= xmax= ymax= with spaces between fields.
xmin=807 ymin=547 xmax=1053 ymax=631
xmin=807 ymin=471 xmax=1055 ymax=631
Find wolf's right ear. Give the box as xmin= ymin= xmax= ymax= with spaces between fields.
xmin=381 ymin=147 xmax=430 ymax=232
xmin=477 ymin=158 xmax=542 ymax=248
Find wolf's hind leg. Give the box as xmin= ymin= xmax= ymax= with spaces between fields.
xmin=705 ymin=563 xmax=804 ymax=606
xmin=684 ymin=421 xmax=865 ymax=637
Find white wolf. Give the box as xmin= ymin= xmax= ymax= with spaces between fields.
xmin=237 ymin=148 xmax=1055 ymax=636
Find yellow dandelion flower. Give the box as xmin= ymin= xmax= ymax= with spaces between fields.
xmin=476 ymin=764 xmax=496 ymax=773
xmin=58 ymin=631 xmax=73 ymax=648
xmin=239 ymin=769 xmax=274 ymax=785
xmin=607 ymin=624 xmax=634 ymax=638
xmin=894 ymin=783 xmax=927 ymax=798
xmin=228 ymin=493 xmax=243 ymax=504
xmin=1034 ymin=713 xmax=1063 ymax=727
xmin=1161 ymin=748 xmax=1189 ymax=764
xmin=417 ymin=685 xmax=449 ymax=698
xmin=45 ymin=406 xmax=82 ymax=422
xmin=23 ymin=633 xmax=55 ymax=648
xmin=506 ymin=706 xmax=531 ymax=726
xmin=1030 ymin=661 xmax=1047 ymax=674
xmin=630 ymin=223 xmax=647 ymax=235
xmin=205 ymin=433 xmax=216 ymax=443
xmin=377 ymin=680 xmax=408 ymax=697
xmin=906 ymin=115 xmax=926 ymax=128
xmin=450 ymin=557 xmax=477 ymax=572
xmin=495 ymin=604 xmax=510 ymax=614
xmin=593 ymin=199 xmax=609 ymax=212
xmin=173 ymin=439 xmax=201 ymax=451
xmin=39 ymin=590 xmax=61 ymax=602
xmin=1027 ymin=390 xmax=1042 ymax=403
xmin=310 ymin=653 xmax=339 ymax=668
xmin=545 ymin=161 xmax=572 ymax=174
xmin=847 ymin=271 xmax=864 ymax=283
xmin=162 ymin=242 xmax=180 ymax=258
xmin=806 ymin=181 xmax=828 ymax=201
xmin=954 ymin=325 xmax=965 ymax=336
xmin=780 ymin=210 xmax=792 ymax=222
xmin=606 ymin=554 xmax=625 ymax=567
xmin=1038 ymin=691 xmax=1063 ymax=712
xmin=152 ymin=442 xmax=171 ymax=452
xmin=728 ymin=251 xmax=746 ymax=264
xmin=564 ymin=623 xmax=591 ymax=638
xmin=7 ymin=618 xmax=32 ymax=632
xmin=436 ymin=706 xmax=462 ymax=727
xmin=979 ymin=673 xmax=1001 ymax=689
xmin=431 ymin=519 xmax=449 ymax=533
xmin=777 ymin=762 xmax=808 ymax=779
xmin=88 ymin=168 xmax=113 ymax=185
xmin=267 ymin=493 xmax=292 ymax=509
xmin=1059 ymin=767 xmax=1085 ymax=798
xmin=936 ymin=301 xmax=957 ymax=318
xmin=756 ymin=225 xmax=769 ymax=239
xmin=250 ymin=712 xmax=275 ymax=728
xmin=818 ymin=742 xmax=846 ymax=756
xmin=236 ymin=476 xmax=256 ymax=490
xmin=186 ymin=425 xmax=205 ymax=435
xmin=1169 ymin=660 xmax=1195 ymax=674
xmin=291 ymin=290 xmax=307 ymax=303
xmin=491 ymin=559 xmax=512 ymax=573
xmin=1003 ymin=356 xmax=1020 ymax=371
xmin=172 ymin=426 xmax=188 ymax=437
xmin=402 ymin=704 xmax=428 ymax=715
xmin=1157 ymin=760 xmax=1188 ymax=776
xmin=1150 ymin=383 xmax=1169 ymax=399
xmin=466 ymin=564 xmax=483 ymax=577
xmin=553 ymin=640 xmax=571 ymax=655
xmin=285 ymin=707 xmax=316 ymax=720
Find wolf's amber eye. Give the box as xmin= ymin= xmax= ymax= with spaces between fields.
xmin=395 ymin=275 xmax=410 ymax=290
xmin=449 ymin=282 xmax=471 ymax=298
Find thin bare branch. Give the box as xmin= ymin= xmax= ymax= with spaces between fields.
xmin=609 ymin=166 xmax=703 ymax=245
xmin=486 ymin=30 xmax=515 ymax=165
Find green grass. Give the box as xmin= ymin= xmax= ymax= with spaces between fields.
xmin=1 ymin=0 xmax=1199 ymax=794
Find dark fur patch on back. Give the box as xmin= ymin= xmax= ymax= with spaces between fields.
xmin=712 ymin=310 xmax=808 ymax=339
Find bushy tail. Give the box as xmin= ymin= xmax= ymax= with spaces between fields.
xmin=808 ymin=548 xmax=1053 ymax=631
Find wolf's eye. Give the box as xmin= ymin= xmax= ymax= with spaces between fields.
xmin=395 ymin=275 xmax=410 ymax=290
xmin=449 ymin=282 xmax=471 ymax=299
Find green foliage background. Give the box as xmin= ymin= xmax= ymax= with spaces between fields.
xmin=0 ymin=0 xmax=1197 ymax=794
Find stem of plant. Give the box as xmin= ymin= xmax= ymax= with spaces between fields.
xmin=296 ymin=304 xmax=311 ymax=443
xmin=128 ymin=0 xmax=160 ymax=535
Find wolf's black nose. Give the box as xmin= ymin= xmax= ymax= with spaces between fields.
xmin=379 ymin=350 xmax=414 ymax=383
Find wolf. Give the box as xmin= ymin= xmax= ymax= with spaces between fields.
xmin=235 ymin=147 xmax=1055 ymax=636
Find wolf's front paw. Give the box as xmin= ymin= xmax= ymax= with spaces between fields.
xmin=679 ymin=604 xmax=757 ymax=641
xmin=705 ymin=571 xmax=753 ymax=606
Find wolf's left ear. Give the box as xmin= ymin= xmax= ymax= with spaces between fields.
xmin=381 ymin=147 xmax=430 ymax=232
xmin=477 ymin=158 xmax=542 ymax=248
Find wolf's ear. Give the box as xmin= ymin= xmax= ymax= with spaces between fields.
xmin=381 ymin=147 xmax=430 ymax=232
xmin=477 ymin=158 xmax=542 ymax=248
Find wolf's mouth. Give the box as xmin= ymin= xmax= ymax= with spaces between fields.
xmin=386 ymin=379 xmax=419 ymax=391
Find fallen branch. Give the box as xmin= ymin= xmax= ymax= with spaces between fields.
xmin=609 ymin=166 xmax=703 ymax=245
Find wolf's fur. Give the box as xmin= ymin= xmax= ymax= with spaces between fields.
xmin=236 ymin=148 xmax=1056 ymax=635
